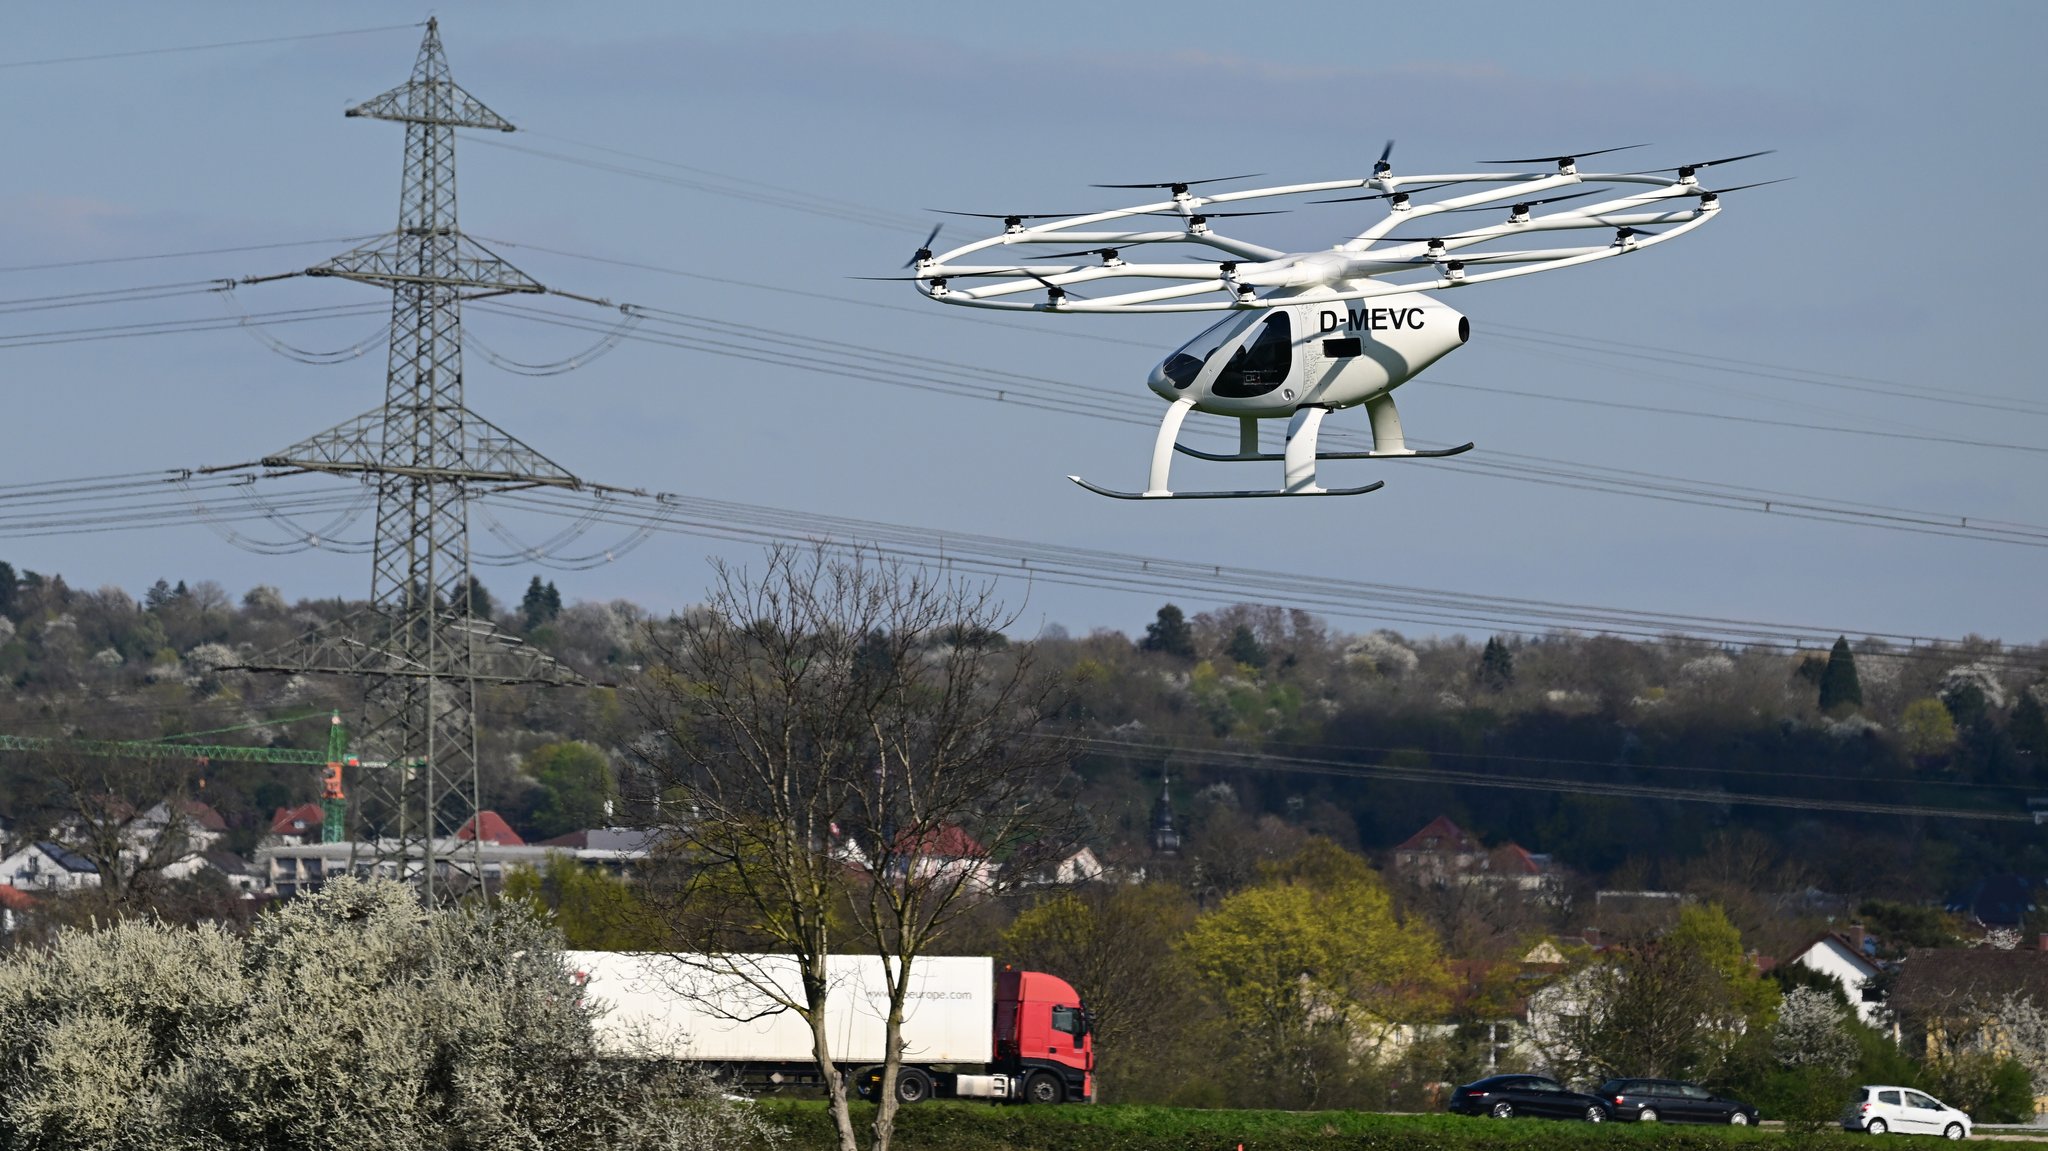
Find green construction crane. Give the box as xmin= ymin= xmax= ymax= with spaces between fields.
xmin=0 ymin=711 xmax=360 ymax=843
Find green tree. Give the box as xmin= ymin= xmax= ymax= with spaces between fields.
xmin=1901 ymin=697 xmax=1958 ymax=759
xmin=1140 ymin=603 xmax=1196 ymax=660
xmin=521 ymin=575 xmax=563 ymax=630
xmin=503 ymin=854 xmax=664 ymax=950
xmin=2014 ymin=686 xmax=2048 ymax=760
xmin=0 ymin=560 xmax=17 ymax=621
xmin=1817 ymin=636 xmax=1863 ymax=713
xmin=463 ymin=575 xmax=495 ymax=619
xmin=1475 ymin=636 xmax=1515 ymax=692
xmin=1002 ymin=883 xmax=1200 ymax=1103
xmin=1178 ymin=840 xmax=1449 ymax=1108
xmin=525 ymin=741 xmax=614 ymax=841
xmin=1224 ymin=624 xmax=1268 ymax=670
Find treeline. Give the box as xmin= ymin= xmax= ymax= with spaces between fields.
xmin=0 ymin=559 xmax=2044 ymax=903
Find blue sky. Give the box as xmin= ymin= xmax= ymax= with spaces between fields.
xmin=0 ymin=1 xmax=2041 ymax=645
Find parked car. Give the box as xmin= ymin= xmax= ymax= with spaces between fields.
xmin=1594 ymin=1078 xmax=1758 ymax=1125
xmin=1840 ymin=1085 xmax=1972 ymax=1139
xmin=1447 ymin=1074 xmax=1610 ymax=1122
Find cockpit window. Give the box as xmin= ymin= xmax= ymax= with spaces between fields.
xmin=1212 ymin=312 xmax=1292 ymax=398
xmin=1161 ymin=314 xmax=1251 ymax=390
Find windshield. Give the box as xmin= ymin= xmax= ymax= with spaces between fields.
xmin=1161 ymin=314 xmax=1256 ymax=389
xmin=1212 ymin=311 xmax=1292 ymax=398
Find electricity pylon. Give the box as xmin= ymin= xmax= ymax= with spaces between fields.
xmin=228 ymin=19 xmax=602 ymax=901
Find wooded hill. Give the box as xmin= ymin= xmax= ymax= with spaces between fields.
xmin=0 ymin=558 xmax=2042 ymax=930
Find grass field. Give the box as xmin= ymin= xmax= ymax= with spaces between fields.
xmin=746 ymin=1100 xmax=2005 ymax=1149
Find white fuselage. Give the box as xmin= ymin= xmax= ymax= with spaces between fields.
xmin=1147 ymin=294 xmax=1468 ymax=418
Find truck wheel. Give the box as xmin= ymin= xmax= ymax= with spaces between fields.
xmin=1024 ymin=1071 xmax=1064 ymax=1104
xmin=893 ymin=1068 xmax=932 ymax=1105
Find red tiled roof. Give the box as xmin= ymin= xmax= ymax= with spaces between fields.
xmin=895 ymin=823 xmax=985 ymax=859
xmin=1395 ymin=815 xmax=1477 ymax=854
xmin=457 ymin=810 xmax=525 ymax=846
xmin=0 ymin=887 xmax=35 ymax=911
xmin=270 ymin=803 xmax=325 ymax=836
xmin=183 ymin=800 xmax=228 ymax=832
xmin=1501 ymin=843 xmax=1543 ymax=875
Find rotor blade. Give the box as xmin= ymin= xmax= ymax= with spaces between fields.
xmin=853 ymin=269 xmax=1038 ymax=281
xmin=1629 ymin=177 xmax=1795 ymax=201
xmin=1628 ymin=149 xmax=1776 ymax=175
xmin=1032 ymin=247 xmax=1128 ymax=261
xmin=931 ymin=210 xmax=1092 ymax=220
xmin=1025 ymin=270 xmax=1087 ymax=301
xmin=1307 ymin=183 xmax=1457 ymax=205
xmin=1377 ymin=140 xmax=1396 ymax=167
xmin=1142 ymin=209 xmax=1288 ymax=218
xmin=1480 ymin=143 xmax=1650 ymax=164
xmin=1699 ymin=177 xmax=1795 ymax=195
xmin=901 ymin=222 xmax=944 ymax=269
xmin=1437 ymin=189 xmax=1606 ymax=213
xmin=1092 ymin=173 xmax=1264 ymax=189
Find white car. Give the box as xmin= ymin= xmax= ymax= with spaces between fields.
xmin=1841 ymin=1085 xmax=1972 ymax=1139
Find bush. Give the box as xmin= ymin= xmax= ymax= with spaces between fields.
xmin=0 ymin=878 xmax=780 ymax=1151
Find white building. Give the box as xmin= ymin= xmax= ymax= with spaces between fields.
xmin=0 ymin=841 xmax=101 ymax=891
xmin=1789 ymin=930 xmax=1887 ymax=1027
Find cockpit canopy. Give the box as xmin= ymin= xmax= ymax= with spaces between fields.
xmin=1158 ymin=311 xmax=1293 ymax=398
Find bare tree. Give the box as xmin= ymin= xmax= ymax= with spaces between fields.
xmin=36 ymin=749 xmax=204 ymax=906
xmin=630 ymin=545 xmax=1075 ymax=1151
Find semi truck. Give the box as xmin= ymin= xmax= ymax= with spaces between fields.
xmin=566 ymin=951 xmax=1094 ymax=1105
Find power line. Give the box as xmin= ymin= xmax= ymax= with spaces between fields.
xmin=1068 ymin=736 xmax=2033 ymax=824
xmin=1488 ymin=322 xmax=2048 ymax=416
xmin=484 ymin=486 xmax=2043 ymax=670
xmin=467 ymin=297 xmax=2048 ymax=549
xmin=468 ymin=136 xmax=926 ymax=234
xmin=0 ymin=235 xmax=382 ymax=275
xmin=0 ymin=23 xmax=420 ymax=71
xmin=1433 ymin=380 xmax=2048 ymax=457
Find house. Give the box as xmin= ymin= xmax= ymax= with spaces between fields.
xmin=0 ymin=841 xmax=100 ymax=891
xmin=1789 ymin=929 xmax=1887 ymax=1027
xmin=1889 ymin=947 xmax=2048 ymax=1114
xmin=1389 ymin=816 xmax=1560 ymax=895
xmin=269 ymin=803 xmax=326 ymax=846
xmin=456 ymin=811 xmax=525 ymax=846
xmin=1052 ymin=846 xmax=1104 ymax=885
xmin=1392 ymin=816 xmax=1482 ymax=885
xmin=891 ymin=823 xmax=998 ymax=892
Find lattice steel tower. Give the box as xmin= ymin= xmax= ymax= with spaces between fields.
xmin=240 ymin=20 xmax=589 ymax=900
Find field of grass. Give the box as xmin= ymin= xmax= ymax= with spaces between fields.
xmin=746 ymin=1100 xmax=1995 ymax=1150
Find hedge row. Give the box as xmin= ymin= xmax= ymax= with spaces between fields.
xmin=746 ymin=1101 xmax=1989 ymax=1150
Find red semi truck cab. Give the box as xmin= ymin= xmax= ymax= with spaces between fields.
xmin=995 ymin=968 xmax=1094 ymax=1104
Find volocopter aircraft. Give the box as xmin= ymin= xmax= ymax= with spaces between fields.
xmin=895 ymin=144 xmax=1774 ymax=499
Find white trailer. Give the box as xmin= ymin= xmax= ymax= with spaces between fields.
xmin=570 ymin=950 xmax=991 ymax=1064
xmin=564 ymin=951 xmax=1095 ymax=1105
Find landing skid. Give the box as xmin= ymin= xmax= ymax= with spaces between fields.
xmin=1175 ymin=441 xmax=1475 ymax=463
xmin=1072 ymin=392 xmax=1455 ymax=501
xmin=1068 ymin=475 xmax=1384 ymax=500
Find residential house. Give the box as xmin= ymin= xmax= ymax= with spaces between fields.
xmin=1889 ymin=946 xmax=2048 ymax=1115
xmin=1789 ymin=928 xmax=1888 ymax=1027
xmin=1390 ymin=816 xmax=1560 ymax=895
xmin=0 ymin=841 xmax=100 ymax=891
xmin=269 ymin=803 xmax=326 ymax=846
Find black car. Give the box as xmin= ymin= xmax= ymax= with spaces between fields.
xmin=1595 ymin=1078 xmax=1759 ymax=1125
xmin=1447 ymin=1074 xmax=1610 ymax=1122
